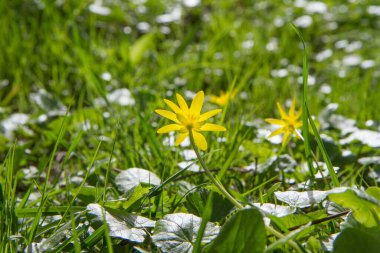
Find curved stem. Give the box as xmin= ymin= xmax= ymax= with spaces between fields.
xmin=189 ymin=131 xmax=243 ymax=209
xmin=265 ymin=226 xmax=304 ymax=253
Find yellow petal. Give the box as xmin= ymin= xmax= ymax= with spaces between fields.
xmin=209 ymin=95 xmax=218 ymax=104
xmin=268 ymin=127 xmax=285 ymax=138
xmin=164 ymin=99 xmax=181 ymax=114
xmin=176 ymin=113 xmax=188 ymax=126
xmin=276 ymin=102 xmax=288 ymax=119
xmin=282 ymin=132 xmax=291 ymax=147
xmin=198 ymin=109 xmax=222 ymax=122
xmin=265 ymin=118 xmax=286 ymax=126
xmin=175 ymin=132 xmax=188 ymax=146
xmin=192 ymin=130 xmax=207 ymax=150
xmin=157 ymin=124 xmax=182 ymax=134
xmin=176 ymin=93 xmax=189 ymax=113
xmin=155 ymin=109 xmax=179 ymax=123
xmin=199 ymin=123 xmax=226 ymax=132
xmin=295 ymin=121 xmax=303 ymax=128
xmin=190 ymin=91 xmax=204 ymax=116
xmin=289 ymin=98 xmax=296 ymax=117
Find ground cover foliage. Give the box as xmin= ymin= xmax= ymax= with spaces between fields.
xmin=1 ymin=0 xmax=380 ymax=252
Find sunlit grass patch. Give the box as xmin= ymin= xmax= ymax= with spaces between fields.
xmin=0 ymin=0 xmax=380 ymax=252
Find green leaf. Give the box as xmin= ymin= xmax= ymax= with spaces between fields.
xmin=130 ymin=33 xmax=155 ymax=66
xmin=104 ymin=185 xmax=150 ymax=211
xmin=203 ymin=208 xmax=266 ymax=253
xmin=269 ymin=210 xmax=326 ymax=233
xmin=151 ymin=213 xmax=220 ymax=253
xmin=266 ymin=222 xmax=311 ymax=252
xmin=76 ymin=186 xmax=97 ymax=204
xmin=252 ymin=203 xmax=295 ymax=217
xmin=184 ymin=189 xmax=234 ymax=222
xmin=122 ymin=184 xmax=150 ymax=211
xmin=306 ymin=236 xmax=322 ymax=252
xmin=333 ymin=227 xmax=380 ymax=253
xmin=256 ymin=155 xmax=297 ymax=174
xmin=275 ymin=190 xmax=331 ymax=208
xmin=366 ymin=187 xmax=380 ymax=202
xmin=115 ymin=168 xmax=161 ymax=194
xmin=328 ymin=189 xmax=380 ymax=228
xmin=86 ymin=203 xmax=155 ymax=243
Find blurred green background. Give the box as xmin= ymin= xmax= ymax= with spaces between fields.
xmin=0 ymin=0 xmax=379 ymax=120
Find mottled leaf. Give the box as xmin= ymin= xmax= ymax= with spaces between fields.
xmin=275 ymin=188 xmax=347 ymax=208
xmin=253 ymin=203 xmax=296 ymax=217
xmin=115 ymin=168 xmax=161 ymax=193
xmin=151 ymin=213 xmax=219 ymax=253
xmin=86 ymin=203 xmax=155 ymax=243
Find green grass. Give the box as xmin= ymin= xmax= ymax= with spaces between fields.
xmin=0 ymin=0 xmax=380 ymax=252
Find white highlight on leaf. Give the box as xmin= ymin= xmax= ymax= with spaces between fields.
xmin=89 ymin=1 xmax=111 ymax=16
xmin=340 ymin=129 xmax=380 ymax=148
xmin=253 ymin=203 xmax=296 ymax=217
xmin=86 ymin=203 xmax=155 ymax=243
xmin=152 ymin=213 xmax=219 ymax=253
xmin=1 ymin=113 xmax=30 ymax=139
xmin=115 ymin=168 xmax=161 ymax=193
xmin=274 ymin=188 xmax=348 ymax=208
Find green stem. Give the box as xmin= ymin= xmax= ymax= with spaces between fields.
xmin=189 ymin=131 xmax=303 ymax=253
xmin=266 ymin=226 xmax=304 ymax=253
xmin=189 ymin=131 xmax=243 ymax=209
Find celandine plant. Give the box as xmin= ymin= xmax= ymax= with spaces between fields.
xmin=155 ymin=91 xmax=305 ymax=253
xmin=155 ymin=91 xmax=243 ymax=208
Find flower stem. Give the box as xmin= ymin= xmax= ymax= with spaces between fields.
xmin=265 ymin=226 xmax=304 ymax=253
xmin=189 ymin=131 xmax=243 ymax=209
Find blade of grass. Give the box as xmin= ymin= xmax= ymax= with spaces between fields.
xmin=145 ymin=160 xmax=199 ymax=199
xmin=193 ymin=191 xmax=214 ymax=253
xmin=306 ymin=106 xmax=340 ymax=187
xmin=27 ymin=111 xmax=69 ymax=243
xmin=291 ymin=23 xmax=339 ymax=188
xmin=1 ymin=144 xmax=18 ymax=253
xmin=53 ymin=140 xmax=102 ymax=234
xmin=102 ymin=207 xmax=114 ymax=253
xmin=266 ymin=222 xmax=311 ymax=252
xmin=15 ymin=206 xmax=86 ymax=217
xmin=290 ymin=23 xmax=315 ymax=180
xmin=70 ymin=211 xmax=81 ymax=252
xmin=83 ymin=225 xmax=105 ymax=248
xmin=102 ymin=118 xmax=119 ymax=204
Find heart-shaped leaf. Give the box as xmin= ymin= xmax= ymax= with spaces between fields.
xmin=115 ymin=168 xmax=161 ymax=193
xmin=333 ymin=227 xmax=380 ymax=253
xmin=151 ymin=213 xmax=219 ymax=253
xmin=86 ymin=203 xmax=155 ymax=243
xmin=203 ymin=208 xmax=266 ymax=253
xmin=328 ymin=189 xmax=380 ymax=228
xmin=275 ymin=188 xmax=347 ymax=208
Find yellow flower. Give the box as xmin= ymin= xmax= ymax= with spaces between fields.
xmin=155 ymin=91 xmax=226 ymax=151
xmin=265 ymin=98 xmax=303 ymax=147
xmin=209 ymin=89 xmax=238 ymax=106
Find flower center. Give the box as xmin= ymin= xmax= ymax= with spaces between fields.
xmin=177 ymin=113 xmax=200 ymax=130
xmin=284 ymin=118 xmax=296 ymax=132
